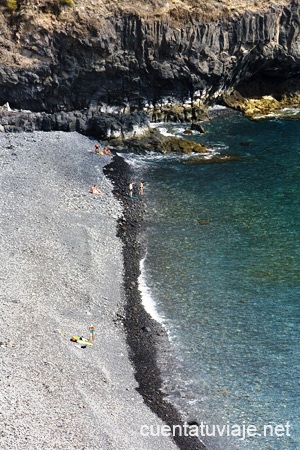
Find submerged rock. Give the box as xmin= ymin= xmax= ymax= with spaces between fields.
xmin=183 ymin=153 xmax=246 ymax=164
xmin=191 ymin=123 xmax=206 ymax=133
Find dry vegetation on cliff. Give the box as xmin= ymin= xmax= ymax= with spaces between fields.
xmin=0 ymin=0 xmax=294 ymax=27
xmin=110 ymin=0 xmax=293 ymax=21
xmin=0 ymin=0 xmax=294 ymax=65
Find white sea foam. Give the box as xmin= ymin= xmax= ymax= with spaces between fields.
xmin=253 ymin=107 xmax=300 ymax=120
xmin=150 ymin=123 xmax=190 ymax=136
xmin=208 ymin=105 xmax=228 ymax=111
xmin=149 ymin=124 xmax=178 ymax=136
xmin=149 ymin=121 xmax=168 ymax=128
xmin=280 ymin=107 xmax=300 ymax=115
xmin=118 ymin=151 xmax=180 ymax=169
xmin=139 ymin=256 xmax=164 ymax=324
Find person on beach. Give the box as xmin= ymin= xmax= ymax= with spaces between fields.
xmin=94 ymin=144 xmax=101 ymax=153
xmin=103 ymin=147 xmax=112 ymax=155
xmin=89 ymin=324 xmax=95 ymax=343
xmin=129 ymin=182 xmax=134 ymax=197
xmin=89 ymin=184 xmax=103 ymax=195
xmin=139 ymin=182 xmax=144 ymax=195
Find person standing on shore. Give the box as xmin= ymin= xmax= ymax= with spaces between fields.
xmin=129 ymin=182 xmax=134 ymax=197
xmin=89 ymin=324 xmax=95 ymax=343
xmin=139 ymin=182 xmax=144 ymax=195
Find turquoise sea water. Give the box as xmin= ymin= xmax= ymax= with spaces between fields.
xmin=124 ymin=111 xmax=300 ymax=450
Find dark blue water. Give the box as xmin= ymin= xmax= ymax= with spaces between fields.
xmin=124 ymin=111 xmax=300 ymax=450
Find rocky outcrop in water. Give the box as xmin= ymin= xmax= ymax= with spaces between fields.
xmin=109 ymin=127 xmax=208 ymax=154
xmin=223 ymin=90 xmax=300 ymax=118
xmin=0 ymin=1 xmax=299 ymax=117
xmin=0 ymin=106 xmax=209 ymax=154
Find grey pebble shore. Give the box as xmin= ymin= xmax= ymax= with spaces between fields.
xmin=0 ymin=131 xmax=178 ymax=450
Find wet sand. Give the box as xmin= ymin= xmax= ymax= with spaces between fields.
xmin=105 ymin=154 xmax=206 ymax=450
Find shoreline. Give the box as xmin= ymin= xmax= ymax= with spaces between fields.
xmin=104 ymin=154 xmax=206 ymax=450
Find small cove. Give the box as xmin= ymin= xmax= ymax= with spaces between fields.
xmin=124 ymin=112 xmax=300 ymax=450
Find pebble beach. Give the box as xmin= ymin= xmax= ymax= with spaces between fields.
xmin=0 ymin=131 xmax=179 ymax=450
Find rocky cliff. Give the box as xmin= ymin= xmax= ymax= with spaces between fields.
xmin=0 ymin=0 xmax=299 ymax=116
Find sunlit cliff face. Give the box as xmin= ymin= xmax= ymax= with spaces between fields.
xmin=0 ymin=0 xmax=299 ymax=112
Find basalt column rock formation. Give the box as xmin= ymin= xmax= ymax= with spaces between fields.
xmin=0 ymin=1 xmax=299 ymax=114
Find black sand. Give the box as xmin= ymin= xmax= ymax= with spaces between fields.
xmin=104 ymin=154 xmax=207 ymax=450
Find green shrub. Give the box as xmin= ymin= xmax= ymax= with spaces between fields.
xmin=6 ymin=0 xmax=17 ymax=10
xmin=60 ymin=0 xmax=74 ymax=6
